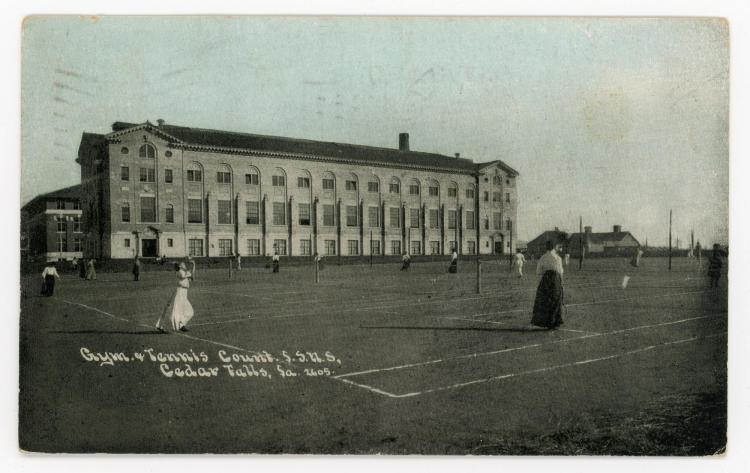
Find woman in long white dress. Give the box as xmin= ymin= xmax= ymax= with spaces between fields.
xmin=156 ymin=259 xmax=196 ymax=333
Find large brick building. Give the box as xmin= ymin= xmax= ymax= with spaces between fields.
xmin=76 ymin=121 xmax=519 ymax=259
xmin=21 ymin=184 xmax=84 ymax=262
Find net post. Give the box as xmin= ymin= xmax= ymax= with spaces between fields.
xmin=476 ymin=260 xmax=482 ymax=294
xmin=315 ymin=259 xmax=320 ymax=283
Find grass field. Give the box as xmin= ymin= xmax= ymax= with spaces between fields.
xmin=18 ymin=256 xmax=727 ymax=454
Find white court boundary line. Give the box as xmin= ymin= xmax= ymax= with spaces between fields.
xmin=335 ymin=332 xmax=727 ymax=399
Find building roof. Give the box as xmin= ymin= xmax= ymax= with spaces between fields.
xmin=106 ymin=121 xmax=519 ymax=176
xmin=569 ymin=231 xmax=640 ymax=247
xmin=527 ymin=230 xmax=569 ymax=248
xmin=22 ymin=184 xmax=82 ymax=211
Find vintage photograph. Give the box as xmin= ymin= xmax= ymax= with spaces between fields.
xmin=19 ymin=16 xmax=728 ymax=454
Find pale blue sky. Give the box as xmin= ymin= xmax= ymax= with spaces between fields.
xmin=21 ymin=16 xmax=728 ymax=245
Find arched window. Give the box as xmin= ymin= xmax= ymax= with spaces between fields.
xmin=408 ymin=178 xmax=420 ymax=196
xmin=345 ymin=172 xmax=359 ymax=192
xmin=367 ymin=175 xmax=381 ymax=193
xmin=186 ymin=162 xmax=203 ymax=182
xmin=427 ymin=179 xmax=440 ymax=197
xmin=297 ymin=170 xmax=312 ymax=189
xmin=139 ymin=144 xmax=156 ymax=159
xmin=272 ymin=167 xmax=287 ymax=187
xmin=216 ymin=164 xmax=232 ymax=184
xmin=448 ymin=182 xmax=458 ymax=198
xmin=322 ymin=171 xmax=336 ymax=191
xmin=245 ymin=165 xmax=260 ymax=185
xmin=389 ymin=177 xmax=401 ymax=194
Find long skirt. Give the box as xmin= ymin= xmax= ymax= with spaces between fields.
xmin=448 ymin=260 xmax=457 ymax=273
xmin=86 ymin=267 xmax=97 ymax=280
xmin=272 ymin=261 xmax=280 ymax=273
xmin=531 ymin=270 xmax=564 ymax=328
xmin=401 ymin=260 xmax=410 ymax=271
xmin=41 ymin=275 xmax=55 ymax=296
xmin=156 ymin=287 xmax=194 ymax=331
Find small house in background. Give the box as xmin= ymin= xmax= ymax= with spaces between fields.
xmin=21 ymin=184 xmax=84 ymax=262
xmin=526 ymin=227 xmax=569 ymax=257
xmin=568 ymin=225 xmax=640 ymax=258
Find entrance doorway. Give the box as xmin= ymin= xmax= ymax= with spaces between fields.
xmin=141 ymin=238 xmax=158 ymax=258
xmin=494 ymin=237 xmax=504 ymax=255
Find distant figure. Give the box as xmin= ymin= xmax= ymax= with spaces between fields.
xmin=695 ymin=241 xmax=702 ymax=265
xmin=401 ymin=252 xmax=411 ymax=271
xmin=448 ymin=250 xmax=458 ymax=273
xmin=314 ymin=252 xmax=324 ymax=270
xmin=563 ymin=252 xmax=570 ymax=267
xmin=132 ymin=257 xmax=141 ymax=281
xmin=156 ymin=259 xmax=196 ymax=333
xmin=512 ymin=249 xmax=526 ymax=278
xmin=236 ymin=254 xmax=242 ymax=271
xmin=630 ymin=247 xmax=644 ymax=268
xmin=272 ymin=251 xmax=280 ymax=273
xmin=530 ymin=241 xmax=564 ymax=330
xmin=707 ymin=244 xmax=723 ymax=288
xmin=85 ymin=259 xmax=97 ymax=280
xmin=71 ymin=257 xmax=78 ymax=272
xmin=41 ymin=262 xmax=61 ymax=297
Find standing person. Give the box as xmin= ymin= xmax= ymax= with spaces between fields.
xmin=401 ymin=252 xmax=411 ymax=271
xmin=512 ymin=249 xmax=526 ymax=278
xmin=695 ymin=241 xmax=702 ymax=266
xmin=564 ymin=251 xmax=570 ymax=267
xmin=630 ymin=247 xmax=644 ymax=268
xmin=132 ymin=257 xmax=141 ymax=281
xmin=448 ymin=249 xmax=458 ymax=273
xmin=707 ymin=244 xmax=723 ymax=288
xmin=71 ymin=257 xmax=78 ymax=273
xmin=85 ymin=259 xmax=97 ymax=280
xmin=156 ymin=259 xmax=196 ymax=333
xmin=78 ymin=257 xmax=87 ymax=279
xmin=236 ymin=253 xmax=242 ymax=271
xmin=530 ymin=241 xmax=565 ymax=330
xmin=272 ymin=251 xmax=280 ymax=273
xmin=313 ymin=252 xmax=324 ymax=270
xmin=41 ymin=262 xmax=61 ymax=297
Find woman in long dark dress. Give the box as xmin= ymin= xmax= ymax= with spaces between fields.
xmin=41 ymin=262 xmax=61 ymax=297
xmin=707 ymin=244 xmax=723 ymax=288
xmin=531 ymin=241 xmax=565 ymax=330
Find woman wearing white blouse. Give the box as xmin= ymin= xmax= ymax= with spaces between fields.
xmin=41 ymin=263 xmax=61 ymax=297
xmin=156 ymin=259 xmax=196 ymax=333
xmin=531 ymin=241 xmax=565 ymax=329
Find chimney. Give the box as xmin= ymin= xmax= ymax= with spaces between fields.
xmin=613 ymin=225 xmax=622 ymax=233
xmin=455 ymin=152 xmax=461 ymax=159
xmin=584 ymin=226 xmax=592 ymax=234
xmin=554 ymin=226 xmax=559 ymax=231
xmin=157 ymin=119 xmax=165 ymax=127
xmin=398 ymin=133 xmax=410 ymax=151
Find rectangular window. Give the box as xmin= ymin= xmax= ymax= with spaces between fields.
xmin=345 ymin=180 xmax=357 ymax=191
xmin=218 ymin=200 xmax=232 ymax=224
xmin=189 ymin=238 xmax=204 ymax=257
xmin=346 ymin=205 xmax=358 ymax=227
xmin=506 ymin=193 xmax=511 ymax=203
xmin=140 ymin=197 xmax=156 ymax=222
xmin=56 ymin=201 xmax=65 ymax=210
xmin=410 ymin=208 xmax=420 ymax=228
xmin=467 ymin=241 xmax=476 ymax=254
xmin=448 ymin=210 xmax=457 ymax=229
xmin=72 ymin=215 xmax=81 ymax=232
xmin=73 ymin=201 xmax=81 ymax=210
xmin=430 ymin=241 xmax=440 ymax=255
xmin=428 ymin=186 xmax=439 ymax=197
xmin=245 ymin=173 xmax=259 ymax=185
xmin=164 ymin=169 xmax=173 ymax=183
xmin=391 ymin=240 xmax=401 ymax=255
xmin=493 ymin=192 xmax=502 ymax=202
xmin=73 ymin=236 xmax=83 ymax=252
xmin=246 ymin=201 xmax=259 ymax=224
xmin=165 ymin=206 xmax=174 ymax=223
xmin=140 ymin=167 xmax=155 ymax=182
xmin=217 ymin=172 xmax=232 ymax=184
xmin=188 ymin=199 xmax=203 ymax=223
xmin=322 ymin=178 xmax=335 ymax=190
xmin=370 ymin=240 xmax=381 ymax=256
xmin=300 ymin=239 xmax=311 ymax=256
xmin=484 ymin=191 xmax=489 ymax=202
xmin=429 ymin=209 xmax=439 ymax=229
xmin=368 ymin=206 xmax=380 ymax=227
xmin=54 ymin=216 xmax=66 ymax=233
xmin=506 ymin=219 xmax=512 ymax=231
xmin=56 ymin=234 xmax=67 ymax=252
xmin=389 ymin=183 xmax=400 ymax=194
xmin=410 ymin=241 xmax=421 ymax=255
xmin=390 ymin=207 xmax=402 ymax=228
xmin=348 ymin=240 xmax=359 ymax=256
xmin=484 ymin=218 xmax=490 ymax=230
xmin=368 ymin=181 xmax=379 ymax=192
xmin=273 ymin=239 xmax=287 ymax=255
xmin=465 ymin=188 xmax=475 ymax=199
xmin=298 ymin=203 xmax=311 ymax=226
xmin=466 ymin=210 xmax=475 ymax=230
xmin=323 ymin=204 xmax=335 ymax=226
xmin=247 ymin=239 xmax=260 ymax=255
xmin=218 ymin=239 xmax=233 ymax=256
xmin=448 ymin=187 xmax=457 ymax=197
xmin=325 ymin=239 xmax=336 ymax=256
xmin=273 ymin=202 xmax=286 ymax=225
xmin=187 ymin=170 xmax=202 ymax=182
xmin=121 ymin=166 xmax=130 ymax=181
xmin=409 ymin=184 xmax=420 ymax=195
xmin=272 ymin=175 xmax=285 ymax=187
xmin=167 ymin=238 xmax=173 ymax=247
xmin=493 ymin=212 xmax=503 ymax=230
xmin=121 ymin=205 xmax=130 ymax=223
xmin=124 ymin=238 xmax=130 ymax=248
xmin=298 ymin=177 xmax=310 ymax=188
